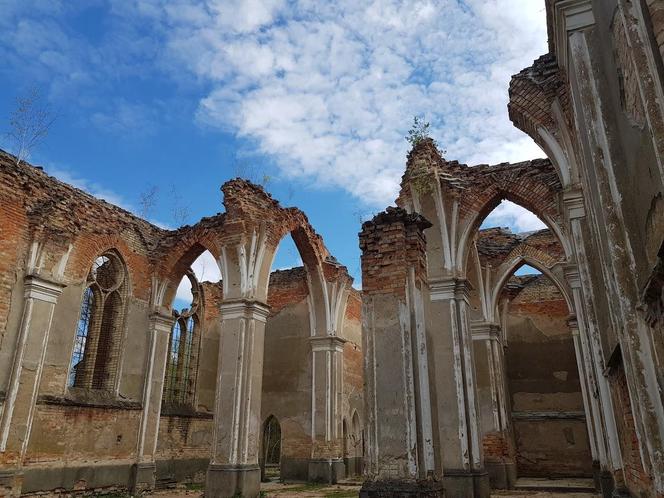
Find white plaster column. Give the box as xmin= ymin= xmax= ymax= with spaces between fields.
xmin=309 ymin=335 xmax=346 ymax=482
xmin=567 ymin=317 xmax=599 ymax=460
xmin=133 ymin=311 xmax=175 ymax=491
xmin=205 ymin=300 xmax=270 ymax=498
xmin=565 ymin=262 xmax=622 ymax=477
xmin=0 ymin=275 xmax=64 ymax=496
xmin=429 ymin=278 xmax=488 ymax=498
xmin=470 ymin=322 xmax=514 ymax=490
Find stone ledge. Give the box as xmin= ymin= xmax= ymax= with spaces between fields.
xmin=512 ymin=410 xmax=586 ymax=420
xmin=37 ymin=392 xmax=142 ymax=410
xmin=160 ymin=405 xmax=214 ymax=419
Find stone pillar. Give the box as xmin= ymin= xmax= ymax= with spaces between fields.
xmin=205 ymin=300 xmax=270 ymax=498
xmin=567 ymin=317 xmax=600 ymax=469
xmin=359 ymin=207 xmax=442 ymax=497
xmin=429 ymin=278 xmax=489 ymax=498
xmin=308 ymin=336 xmax=346 ymax=483
xmin=565 ymin=264 xmax=622 ymax=497
xmin=471 ymin=322 xmax=515 ymax=489
xmin=0 ymin=275 xmax=65 ymax=497
xmin=132 ymin=312 xmax=175 ymax=492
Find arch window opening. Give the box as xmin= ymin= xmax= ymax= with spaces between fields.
xmin=514 ymin=264 xmax=542 ymax=276
xmin=261 ymin=415 xmax=282 ymax=482
xmin=481 ymin=200 xmax=547 ymax=234
xmin=499 ymin=269 xmax=593 ymax=479
xmin=165 ymin=269 xmax=202 ymax=407
xmin=68 ymin=251 xmax=128 ymax=391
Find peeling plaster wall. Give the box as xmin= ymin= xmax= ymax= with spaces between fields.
xmin=0 ymin=152 xmax=358 ymax=494
xmin=506 ymin=275 xmax=592 ymax=478
xmin=261 ymin=268 xmax=313 ymax=481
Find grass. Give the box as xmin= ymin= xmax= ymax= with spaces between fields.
xmin=185 ymin=482 xmax=205 ymax=491
xmin=267 ymin=483 xmax=327 ymax=494
xmin=323 ymin=491 xmax=359 ymax=498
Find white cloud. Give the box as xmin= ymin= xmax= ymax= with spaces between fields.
xmin=128 ymin=0 xmax=549 ymax=206
xmin=1 ymin=0 xmax=550 ymax=208
xmin=175 ymin=250 xmax=221 ymax=304
xmin=44 ymin=165 xmax=130 ymax=208
xmin=483 ymin=200 xmax=547 ymax=233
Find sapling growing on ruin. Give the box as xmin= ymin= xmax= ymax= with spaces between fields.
xmin=5 ymin=87 xmax=56 ymax=166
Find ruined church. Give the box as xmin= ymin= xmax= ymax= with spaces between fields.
xmin=1 ymin=1 xmax=664 ymax=498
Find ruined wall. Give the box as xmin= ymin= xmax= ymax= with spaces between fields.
xmin=0 ymin=152 xmax=360 ymax=495
xmin=342 ymin=290 xmax=363 ymax=476
xmin=261 ymin=267 xmax=313 ymax=481
xmin=505 ymin=275 xmax=592 ymax=478
xmin=0 ymin=152 xmax=162 ymax=493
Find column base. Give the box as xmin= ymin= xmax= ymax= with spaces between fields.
xmin=205 ymin=464 xmax=260 ymax=498
xmin=131 ymin=462 xmax=156 ymax=493
xmin=278 ymin=457 xmax=308 ymax=481
xmin=485 ymin=460 xmax=516 ymax=489
xmin=599 ymin=470 xmax=615 ymax=498
xmin=360 ymin=479 xmax=444 ymax=497
xmin=308 ymin=459 xmax=345 ymax=484
xmin=0 ymin=469 xmax=21 ymax=498
xmin=443 ymin=469 xmax=490 ymax=498
xmin=343 ymin=457 xmax=363 ymax=478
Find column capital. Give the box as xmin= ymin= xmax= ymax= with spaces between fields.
xmin=24 ymin=274 xmax=65 ymax=303
xmin=563 ymin=263 xmax=582 ymax=289
xmin=219 ymin=300 xmax=270 ymax=323
xmin=470 ymin=321 xmax=502 ymax=342
xmin=309 ymin=335 xmax=346 ymax=352
xmin=562 ymin=187 xmax=586 ymax=220
xmin=567 ymin=315 xmax=580 ymax=335
xmin=429 ymin=277 xmax=472 ymax=301
xmin=553 ymin=0 xmax=595 ymax=69
xmin=150 ymin=312 xmax=175 ymax=334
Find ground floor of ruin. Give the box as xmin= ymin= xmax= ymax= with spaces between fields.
xmin=136 ymin=478 xmax=598 ymax=498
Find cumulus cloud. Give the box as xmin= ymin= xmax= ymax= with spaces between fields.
xmin=1 ymin=0 xmax=550 ymax=209
xmin=123 ymin=0 xmax=548 ymax=206
xmin=483 ymin=200 xmax=547 ymax=233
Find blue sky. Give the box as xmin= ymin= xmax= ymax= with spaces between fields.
xmin=0 ymin=0 xmax=549 ymax=298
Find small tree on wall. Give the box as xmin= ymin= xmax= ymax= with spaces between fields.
xmin=405 ymin=115 xmax=444 ymax=197
xmin=405 ymin=115 xmax=438 ymax=149
xmin=5 ymin=87 xmax=56 ymax=166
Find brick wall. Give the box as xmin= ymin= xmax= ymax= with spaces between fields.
xmin=646 ymin=0 xmax=664 ymax=65
xmin=609 ymin=361 xmax=653 ymax=496
xmin=359 ymin=207 xmax=431 ymax=297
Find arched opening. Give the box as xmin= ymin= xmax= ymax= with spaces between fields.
xmin=498 ymin=263 xmax=593 ymax=481
xmin=261 ymin=233 xmax=320 ymax=482
xmin=343 ymin=418 xmax=349 ymax=460
xmin=468 ymin=200 xmax=592 ymax=486
xmin=68 ymin=250 xmax=128 ymax=392
xmin=349 ymin=410 xmax=363 ymax=477
xmin=261 ymin=415 xmax=282 ymax=482
xmin=482 ymin=200 xmax=547 ymax=233
xmin=164 ymin=249 xmax=220 ymax=410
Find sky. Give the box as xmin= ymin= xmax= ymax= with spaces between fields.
xmin=0 ymin=0 xmax=549 ymax=302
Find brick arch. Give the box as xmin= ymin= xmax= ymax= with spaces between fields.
xmin=65 ymin=233 xmax=152 ymax=301
xmin=455 ymin=159 xmax=569 ymax=274
xmin=154 ymin=219 xmax=225 ymax=308
xmin=489 ymin=255 xmax=573 ymax=319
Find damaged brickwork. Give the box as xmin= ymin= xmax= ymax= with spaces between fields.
xmin=0 ymin=150 xmax=362 ymax=497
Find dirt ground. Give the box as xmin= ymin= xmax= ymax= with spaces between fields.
xmin=147 ymin=482 xmax=600 ymax=498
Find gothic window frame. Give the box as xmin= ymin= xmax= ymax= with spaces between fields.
xmin=163 ymin=269 xmax=203 ymax=408
xmin=67 ymin=250 xmax=129 ymax=392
